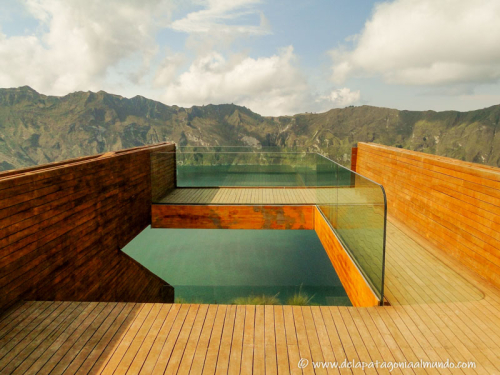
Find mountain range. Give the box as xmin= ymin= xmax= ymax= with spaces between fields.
xmin=1 ymin=86 xmax=499 ymax=171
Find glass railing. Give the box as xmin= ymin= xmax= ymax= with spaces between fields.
xmin=177 ymin=146 xmax=354 ymax=168
xmin=178 ymin=146 xmax=312 ymax=152
xmin=314 ymin=154 xmax=386 ymax=301
xmin=176 ymin=152 xmax=323 ymax=187
xmin=123 ymin=227 xmax=352 ymax=306
xmin=172 ymin=150 xmax=353 ymax=187
xmin=150 ymin=149 xmax=386 ymax=302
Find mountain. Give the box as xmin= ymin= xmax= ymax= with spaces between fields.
xmin=1 ymin=86 xmax=500 ymax=171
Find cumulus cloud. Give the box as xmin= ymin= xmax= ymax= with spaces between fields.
xmin=161 ymin=46 xmax=307 ymax=115
xmin=163 ymin=1 xmax=357 ymax=115
xmin=160 ymin=46 xmax=360 ymax=115
xmin=0 ymin=0 xmax=173 ymax=94
xmin=331 ymin=0 xmax=500 ymax=87
xmin=0 ymin=0 xmax=360 ymax=116
xmin=153 ymin=53 xmax=186 ymax=87
xmin=321 ymin=88 xmax=360 ymax=107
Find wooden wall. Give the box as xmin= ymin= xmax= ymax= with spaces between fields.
xmin=152 ymin=204 xmax=314 ymax=229
xmin=314 ymin=207 xmax=380 ymax=307
xmin=0 ymin=143 xmax=176 ymax=312
xmin=356 ymin=142 xmax=500 ymax=288
xmin=151 ymin=151 xmax=176 ymax=201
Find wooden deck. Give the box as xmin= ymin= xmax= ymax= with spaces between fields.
xmin=158 ymin=187 xmax=381 ymax=205
xmin=159 ymin=187 xmax=317 ymax=205
xmin=1 ymin=216 xmax=498 ymax=374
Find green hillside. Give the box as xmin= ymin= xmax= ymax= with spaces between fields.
xmin=1 ymin=86 xmax=499 ymax=171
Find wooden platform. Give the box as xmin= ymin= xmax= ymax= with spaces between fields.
xmin=159 ymin=187 xmax=317 ymax=205
xmin=1 ymin=216 xmax=498 ymax=374
xmin=158 ymin=187 xmax=382 ymax=206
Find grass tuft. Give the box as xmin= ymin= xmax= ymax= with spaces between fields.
xmin=231 ymin=294 xmax=281 ymax=305
xmin=176 ymin=290 xmax=318 ymax=306
xmin=174 ymin=297 xmax=204 ymax=304
xmin=286 ymin=286 xmax=315 ymax=305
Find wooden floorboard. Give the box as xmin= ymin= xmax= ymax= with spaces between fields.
xmin=158 ymin=187 xmax=378 ymax=206
xmin=1 ymin=216 xmax=500 ymax=373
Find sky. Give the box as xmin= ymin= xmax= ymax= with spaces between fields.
xmin=1 ymin=0 xmax=500 ymax=116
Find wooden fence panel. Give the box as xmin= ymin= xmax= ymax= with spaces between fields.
xmin=0 ymin=143 xmax=176 ymax=312
xmin=356 ymin=142 xmax=500 ymax=287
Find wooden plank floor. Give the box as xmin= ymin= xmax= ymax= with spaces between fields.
xmin=1 ymin=217 xmax=498 ymax=374
xmin=158 ymin=187 xmax=383 ymax=206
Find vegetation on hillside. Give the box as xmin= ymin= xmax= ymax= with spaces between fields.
xmin=1 ymin=86 xmax=499 ymax=171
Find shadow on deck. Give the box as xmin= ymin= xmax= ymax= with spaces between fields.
xmin=1 ymin=216 xmax=496 ymax=374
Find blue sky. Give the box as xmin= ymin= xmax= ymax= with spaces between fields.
xmin=1 ymin=0 xmax=499 ymax=115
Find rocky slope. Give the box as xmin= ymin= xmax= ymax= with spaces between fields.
xmin=1 ymin=86 xmax=499 ymax=171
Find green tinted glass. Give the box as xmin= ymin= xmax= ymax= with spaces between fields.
xmin=151 ymin=150 xmax=386 ymax=301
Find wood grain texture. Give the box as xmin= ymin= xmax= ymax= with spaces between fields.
xmin=158 ymin=186 xmax=365 ymax=206
xmin=158 ymin=187 xmax=318 ymax=205
xmin=0 ymin=143 xmax=176 ymax=312
xmin=3 ymin=215 xmax=500 ymax=373
xmin=356 ymin=142 xmax=500 ymax=288
xmin=151 ymin=204 xmax=315 ymax=229
xmin=150 ymin=151 xmax=176 ymax=201
xmin=314 ymin=207 xmax=380 ymax=307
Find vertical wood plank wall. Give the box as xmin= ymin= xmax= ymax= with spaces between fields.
xmin=356 ymin=142 xmax=500 ymax=288
xmin=0 ymin=143 xmax=176 ymax=312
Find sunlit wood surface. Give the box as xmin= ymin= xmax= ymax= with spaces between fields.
xmin=1 ymin=217 xmax=499 ymax=374
xmin=158 ymin=187 xmax=384 ymax=206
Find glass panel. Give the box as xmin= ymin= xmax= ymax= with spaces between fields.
xmin=150 ymin=150 xmax=387 ymax=301
xmin=315 ymin=154 xmax=386 ymax=300
xmin=123 ymin=228 xmax=352 ymax=306
xmin=177 ymin=146 xmax=311 ymax=153
xmin=177 ymin=146 xmax=353 ymax=168
xmin=175 ymin=152 xmax=318 ymax=187
xmin=314 ymin=153 xmax=337 ymax=234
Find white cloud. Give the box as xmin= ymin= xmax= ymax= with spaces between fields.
xmin=0 ymin=0 xmax=173 ymax=94
xmin=153 ymin=53 xmax=185 ymax=87
xmin=161 ymin=46 xmax=308 ymax=115
xmin=172 ymin=0 xmax=270 ymax=55
xmin=171 ymin=0 xmax=269 ymax=36
xmin=331 ymin=0 xmax=500 ymax=87
xmin=160 ymin=46 xmax=360 ymax=115
xmin=321 ymin=88 xmax=360 ymax=107
xmin=0 ymin=1 xmax=361 ymax=116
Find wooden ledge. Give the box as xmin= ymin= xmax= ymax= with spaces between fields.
xmin=152 ymin=204 xmax=314 ymax=229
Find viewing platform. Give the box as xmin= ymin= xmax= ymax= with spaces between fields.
xmin=1 ymin=143 xmax=499 ymax=373
xmin=1 ymin=217 xmax=495 ymax=374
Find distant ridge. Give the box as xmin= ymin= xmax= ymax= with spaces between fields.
xmin=1 ymin=86 xmax=499 ymax=171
